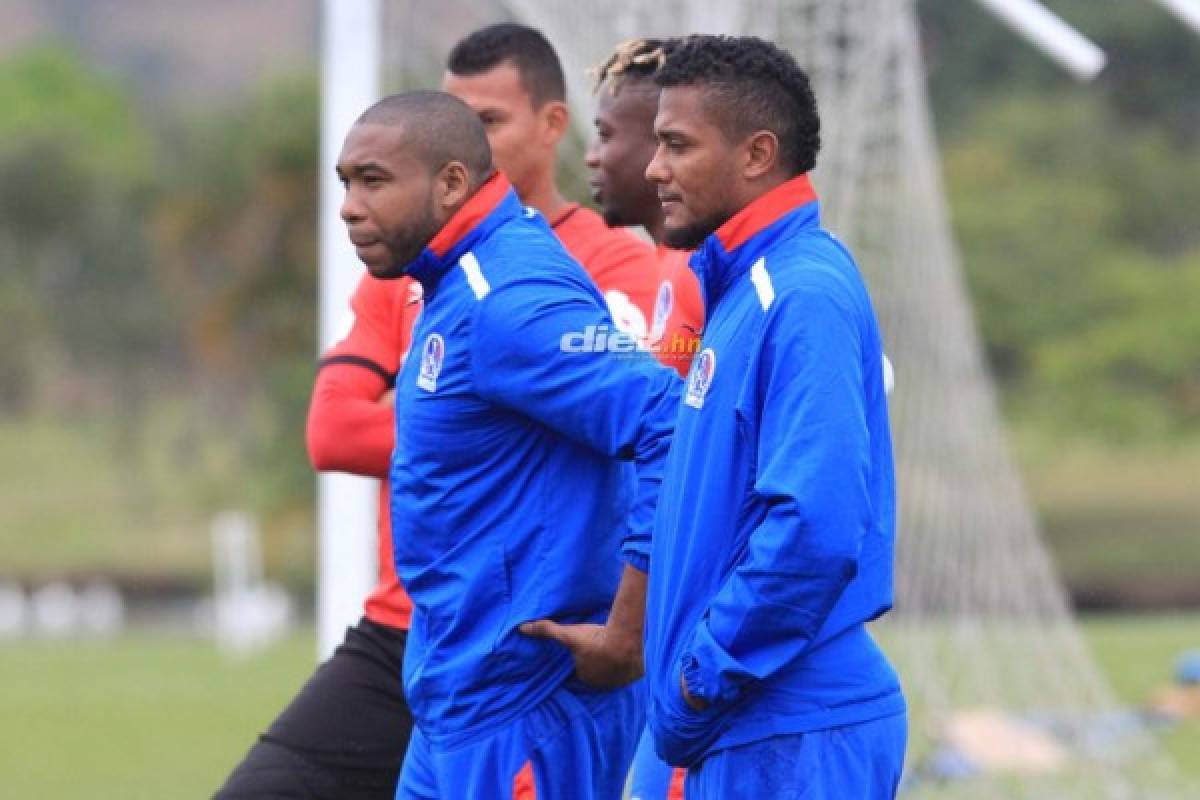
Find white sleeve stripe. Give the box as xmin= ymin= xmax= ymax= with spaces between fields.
xmin=459 ymin=252 xmax=490 ymax=300
xmin=750 ymin=257 xmax=775 ymax=311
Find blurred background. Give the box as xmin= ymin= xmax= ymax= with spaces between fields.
xmin=0 ymin=0 xmax=1197 ymax=797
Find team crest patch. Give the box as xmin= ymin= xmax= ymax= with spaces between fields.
xmin=684 ymin=348 xmax=716 ymax=409
xmin=416 ymin=333 xmax=444 ymax=392
xmin=651 ymin=280 xmax=674 ymax=341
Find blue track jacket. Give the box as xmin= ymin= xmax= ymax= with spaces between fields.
xmin=645 ymin=175 xmax=905 ymax=767
xmin=388 ymin=175 xmax=681 ymax=747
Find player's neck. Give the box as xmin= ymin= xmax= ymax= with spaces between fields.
xmin=520 ymin=171 xmax=570 ymax=221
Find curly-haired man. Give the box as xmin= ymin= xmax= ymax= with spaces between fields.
xmin=642 ymin=35 xmax=907 ymax=799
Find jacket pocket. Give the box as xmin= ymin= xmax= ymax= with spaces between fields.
xmin=651 ymin=662 xmax=728 ymax=768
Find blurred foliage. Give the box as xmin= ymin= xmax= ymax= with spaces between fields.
xmin=0 ymin=45 xmax=319 ymax=544
xmin=2 ymin=6 xmax=1199 ymax=596
xmin=919 ymin=0 xmax=1200 ymax=146
xmin=920 ymin=0 xmax=1200 ymax=441
xmin=0 ymin=45 xmax=165 ymax=418
xmin=149 ymin=73 xmax=319 ymax=512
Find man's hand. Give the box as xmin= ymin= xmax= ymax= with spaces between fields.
xmin=680 ymin=670 xmax=708 ymax=711
xmin=520 ymin=563 xmax=648 ymax=690
xmin=519 ymin=619 xmax=643 ymax=689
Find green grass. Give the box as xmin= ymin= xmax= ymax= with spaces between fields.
xmin=1082 ymin=613 xmax=1200 ymax=778
xmin=1 ymin=617 xmax=1197 ymax=798
xmin=0 ymin=416 xmax=314 ymax=584
xmin=0 ymin=632 xmax=315 ymax=799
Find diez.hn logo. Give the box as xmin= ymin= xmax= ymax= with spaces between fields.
xmin=560 ymin=325 xmax=642 ymax=354
xmin=559 ymin=324 xmax=700 ymax=358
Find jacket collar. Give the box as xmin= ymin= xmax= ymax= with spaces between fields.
xmin=689 ymin=174 xmax=819 ymax=311
xmin=405 ymin=172 xmax=519 ymax=291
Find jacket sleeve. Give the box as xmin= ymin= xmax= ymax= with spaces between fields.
xmin=306 ymin=360 xmax=395 ymax=476
xmin=306 ymin=275 xmax=413 ymax=477
xmin=470 ymin=273 xmax=681 ymax=570
xmin=681 ymin=285 xmax=871 ymax=705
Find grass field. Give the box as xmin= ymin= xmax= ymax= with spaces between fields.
xmin=1 ymin=616 xmax=1197 ymax=798
xmin=2 ymin=420 xmax=1197 ymax=796
xmin=0 ymin=632 xmax=314 ymax=799
xmin=0 ymin=417 xmax=315 ymax=586
xmin=6 ymin=418 xmax=1199 ymax=609
xmin=1082 ymin=614 xmax=1200 ymax=778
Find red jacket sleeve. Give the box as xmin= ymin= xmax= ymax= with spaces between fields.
xmin=306 ymin=274 xmax=418 ymax=477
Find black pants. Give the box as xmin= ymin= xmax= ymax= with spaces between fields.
xmin=215 ymin=617 xmax=413 ymax=799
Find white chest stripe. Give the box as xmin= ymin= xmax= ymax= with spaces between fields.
xmin=459 ymin=252 xmax=490 ymax=300
xmin=750 ymin=257 xmax=775 ymax=311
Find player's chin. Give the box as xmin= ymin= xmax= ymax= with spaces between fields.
xmin=364 ymin=259 xmax=407 ymax=280
xmin=662 ymin=218 xmax=708 ymax=251
xmin=601 ymin=205 xmax=628 ymax=229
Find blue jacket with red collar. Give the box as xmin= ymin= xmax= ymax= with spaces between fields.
xmin=644 ymin=175 xmax=905 ymax=767
xmin=389 ymin=174 xmax=680 ymax=746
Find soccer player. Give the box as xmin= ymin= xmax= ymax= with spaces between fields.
xmin=641 ymin=36 xmax=907 ymax=799
xmin=443 ymin=23 xmax=660 ymax=340
xmin=217 ymin=26 xmax=679 ymax=799
xmin=586 ymin=37 xmax=703 ymax=381
xmin=336 ymin=90 xmax=678 ymax=799
xmin=585 ymin=37 xmax=695 ymax=800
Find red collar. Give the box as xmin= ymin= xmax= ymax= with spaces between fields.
xmin=428 ymin=172 xmax=511 ymax=258
xmin=714 ymin=174 xmax=818 ymax=252
xmin=548 ymin=203 xmax=583 ymax=229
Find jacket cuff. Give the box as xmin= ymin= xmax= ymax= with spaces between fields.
xmin=622 ymin=549 xmax=649 ymax=574
xmin=680 ymin=620 xmax=744 ymax=705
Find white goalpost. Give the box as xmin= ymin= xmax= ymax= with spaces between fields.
xmin=316 ymin=0 xmax=382 ymax=660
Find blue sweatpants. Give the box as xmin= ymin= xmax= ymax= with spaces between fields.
xmin=629 ymin=726 xmax=685 ymax=800
xmin=395 ymin=678 xmax=642 ymax=800
xmin=684 ymin=713 xmax=907 ymax=800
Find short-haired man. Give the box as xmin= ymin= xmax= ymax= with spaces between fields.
xmin=218 ymin=26 xmax=676 ymax=799
xmin=642 ymin=36 xmax=907 ymax=799
xmin=586 ymin=38 xmax=696 ymax=800
xmin=444 ymin=23 xmax=660 ymax=339
xmin=336 ymin=90 xmax=679 ymax=799
xmin=587 ymin=38 xmax=703 ymax=381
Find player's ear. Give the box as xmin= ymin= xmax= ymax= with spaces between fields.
xmin=541 ymin=100 xmax=569 ymax=145
xmin=743 ymin=130 xmax=779 ymax=180
xmin=437 ymin=161 xmax=472 ymax=210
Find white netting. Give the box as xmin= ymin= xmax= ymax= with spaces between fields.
xmin=378 ymin=1 xmax=1186 ymax=795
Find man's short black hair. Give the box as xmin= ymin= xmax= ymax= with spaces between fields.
xmin=656 ymin=35 xmax=820 ymax=176
xmin=446 ymin=23 xmax=566 ymax=108
xmin=357 ymin=91 xmax=493 ymax=185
